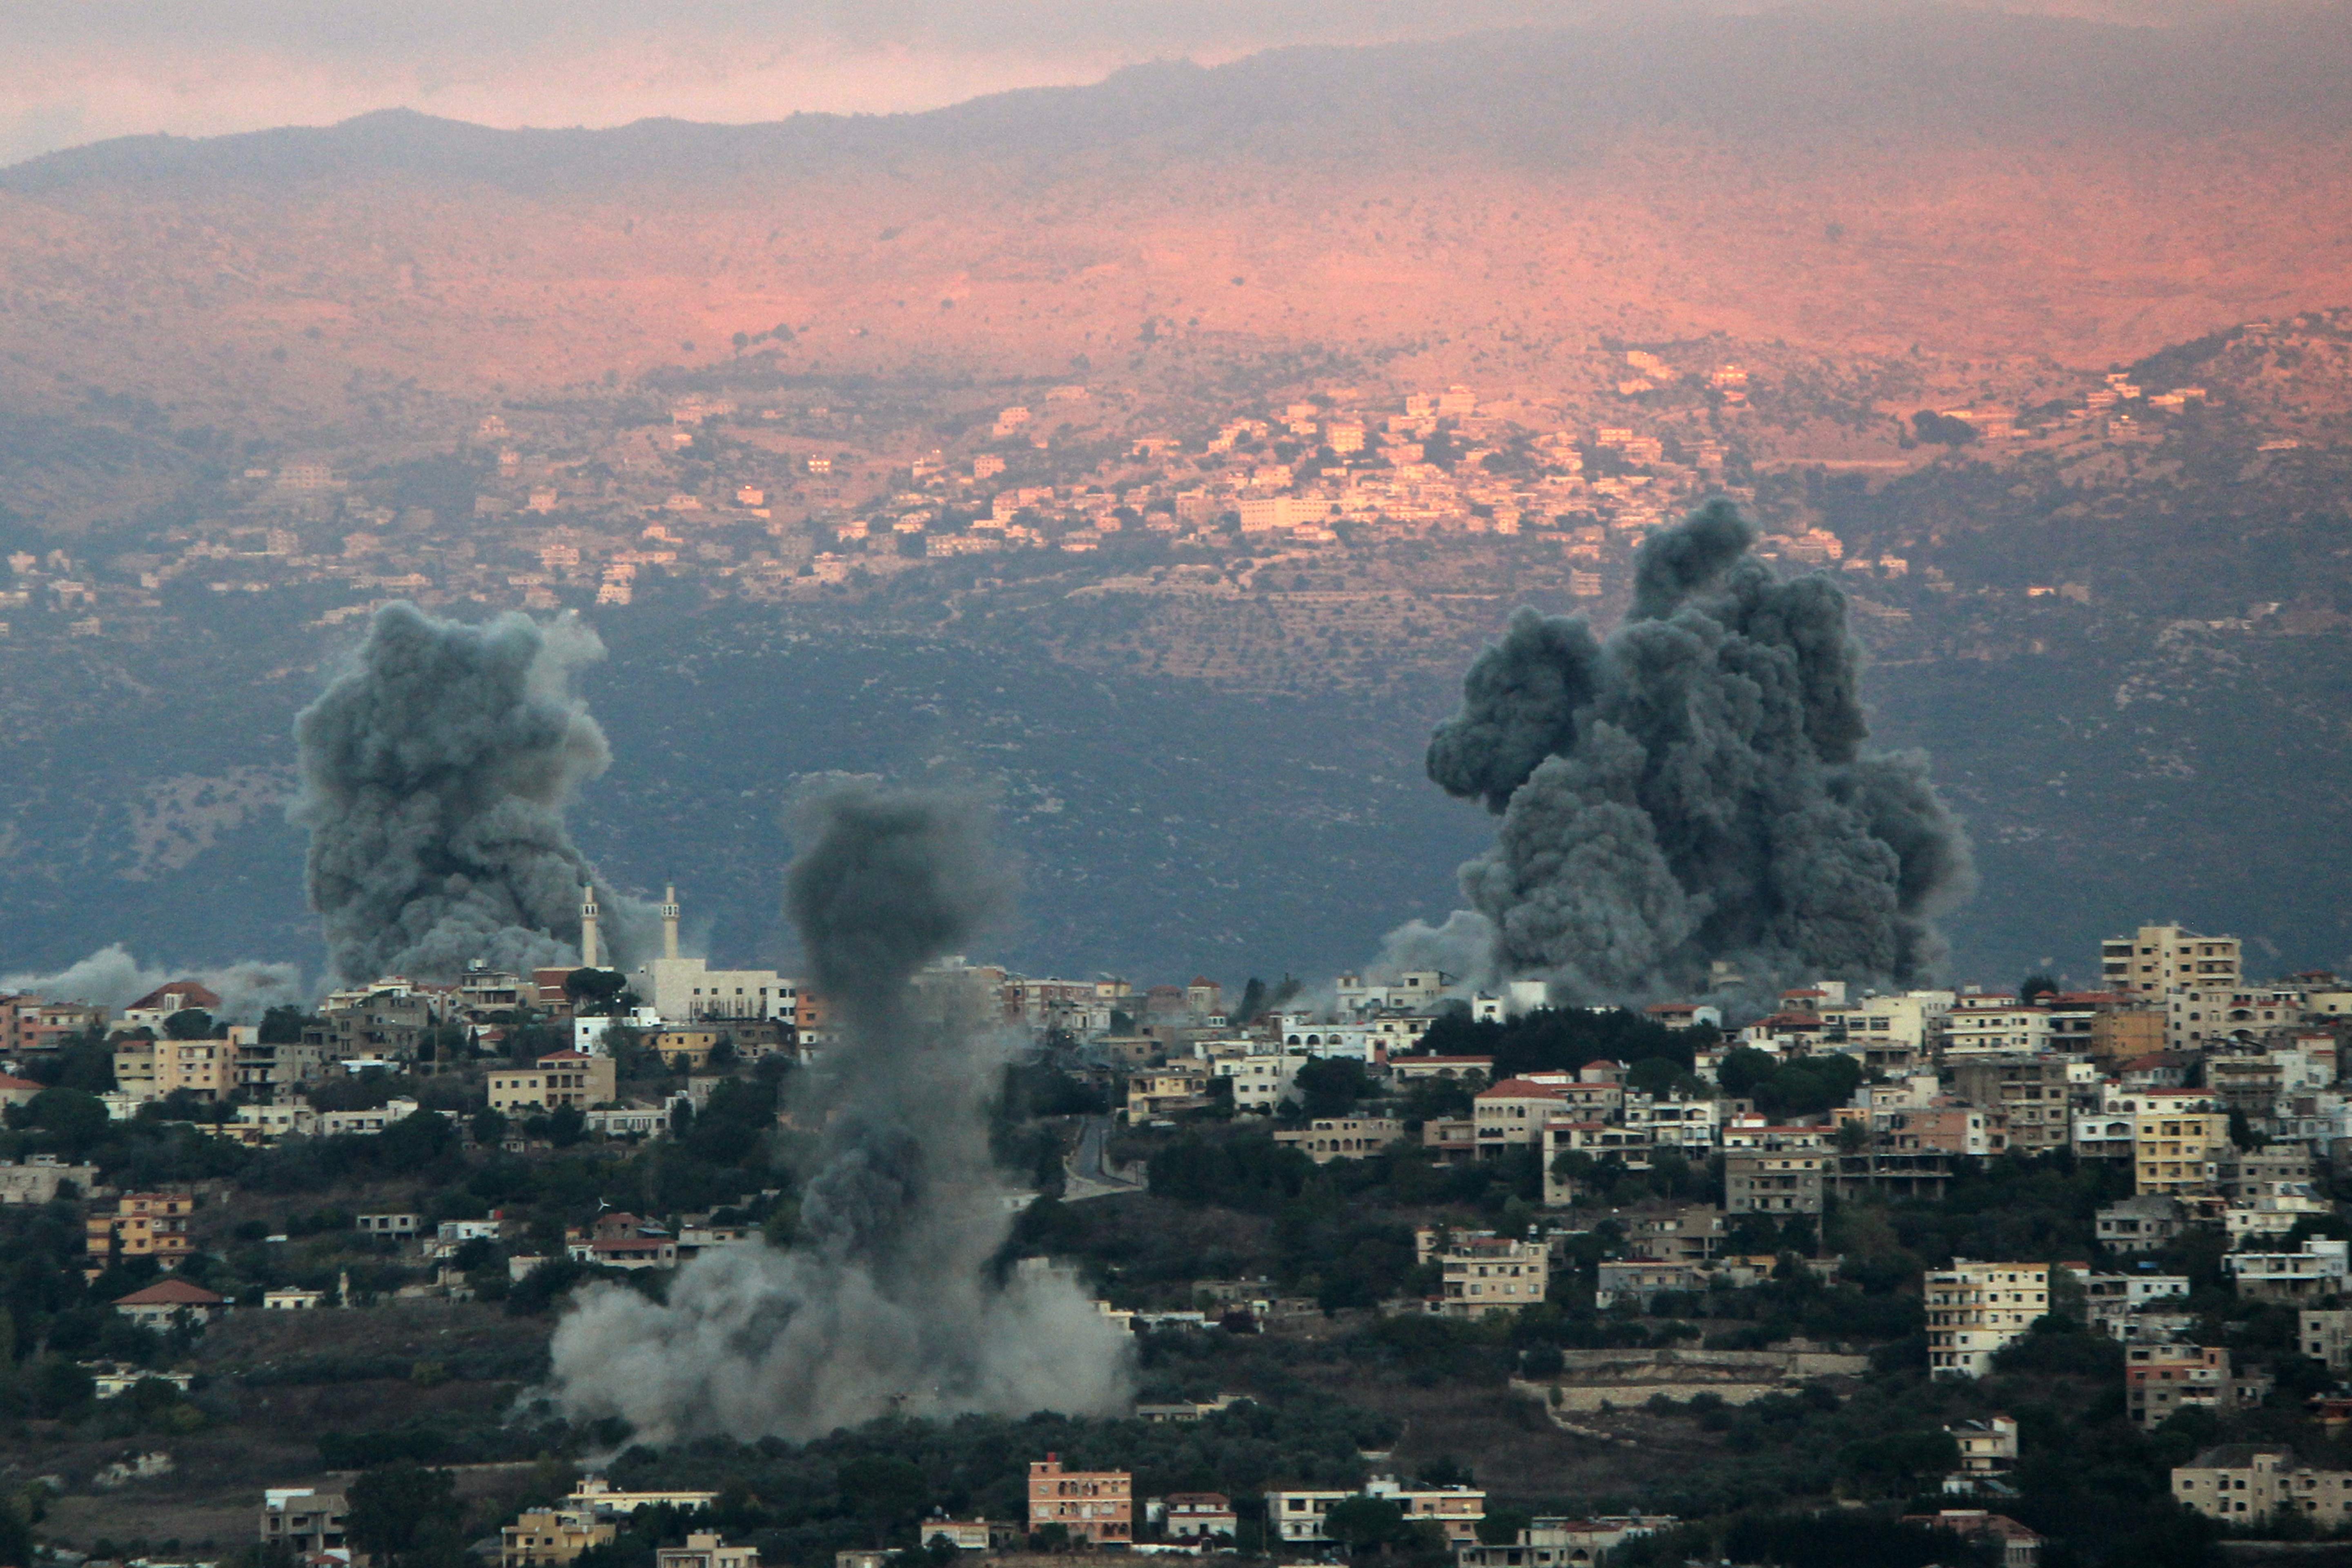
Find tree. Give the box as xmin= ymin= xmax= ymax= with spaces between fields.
xmin=27 ymin=1088 xmax=110 ymax=1158
xmin=1716 ymin=1047 xmax=1779 ymax=1099
xmin=163 ymin=1008 xmax=215 ymax=1040
xmin=2019 ymin=973 xmax=2060 ymax=1004
xmin=836 ymin=1456 xmax=926 ymax=1546
xmin=566 ymin=969 xmax=628 ymax=1018
xmin=347 ymin=1463 xmax=459 ymax=1558
xmin=259 ymin=1006 xmax=310 ymax=1045
xmin=1910 ymin=410 xmax=1979 ymax=446
xmin=1324 ymin=1497 xmax=1409 ymax=1556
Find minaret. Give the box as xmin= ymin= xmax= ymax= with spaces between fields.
xmin=580 ymin=884 xmax=601 ymax=969
xmin=661 ymin=884 xmax=680 ymax=961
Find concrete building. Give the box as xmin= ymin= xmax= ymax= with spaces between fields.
xmin=2303 ymin=1308 xmax=2352 ymax=1373
xmin=260 ymin=1490 xmax=348 ymax=1555
xmin=502 ymin=1509 xmax=617 ymax=1568
xmin=2134 ymin=1107 xmax=2226 ymax=1194
xmin=1950 ymin=1057 xmax=2074 ymax=1153
xmin=112 ymin=1277 xmax=226 ymax=1326
xmin=1942 ymin=1002 xmax=2051 ymax=1060
xmin=2169 ymin=986 xmax=2303 ymax=1051
xmin=1724 ymin=1152 xmax=1826 ymax=1217
xmin=2227 ymin=1238 xmax=2351 ymax=1303
xmin=488 ymin=1050 xmax=616 ymax=1115
xmin=2174 ymin=1446 xmax=2352 ymax=1526
xmin=0 ymin=1157 xmax=98 ymax=1205
xmin=1160 ymin=1495 xmax=1238 ymax=1540
xmin=1418 ymin=1227 xmax=1549 ymax=1318
xmin=2125 ymin=1343 xmax=2246 ymax=1430
xmin=564 ymin=1479 xmax=719 ymax=1516
xmin=1926 ymin=1261 xmax=2049 ymax=1378
xmin=2103 ymin=925 xmax=2242 ymax=997
xmin=1900 ymin=1511 xmax=2042 ymax=1568
xmin=1274 ymin=1117 xmax=1406 ymax=1162
xmin=1945 ymin=1415 xmax=2019 ymax=1476
xmin=1027 ymin=1455 xmax=1131 ymax=1545
xmin=86 ymin=1192 xmax=194 ymax=1269
xmin=656 ymin=1534 xmax=760 ymax=1568
xmin=1127 ymin=1066 xmax=1213 ymax=1120
xmin=1266 ymin=1481 xmax=1485 ymax=1546
xmin=112 ymin=1034 xmax=233 ymax=1104
xmin=630 ymin=886 xmax=800 ymax=1023
xmin=1474 ymin=1078 xmax=1567 ymax=1154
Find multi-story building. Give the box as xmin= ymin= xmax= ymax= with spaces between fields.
xmin=2173 ymin=1446 xmax=2352 ymax=1526
xmin=2303 ymin=1309 xmax=2352 ymax=1373
xmin=1417 ymin=1227 xmax=1550 ymax=1318
xmin=1272 ymin=1117 xmax=1405 ymax=1163
xmin=2125 ymin=1343 xmax=2241 ymax=1430
xmin=2133 ymin=1106 xmax=2227 ymax=1194
xmin=1027 ymin=1455 xmax=1131 ymax=1545
xmin=488 ymin=1050 xmax=616 ymax=1116
xmin=2103 ymin=925 xmax=2242 ymax=997
xmin=1126 ymin=1066 xmax=1213 ymax=1120
xmin=1214 ymin=1053 xmax=1307 ymax=1114
xmin=2226 ymin=1238 xmax=2351 ymax=1303
xmin=1266 ymin=1481 xmax=1485 ymax=1546
xmin=655 ymin=1534 xmax=760 ymax=1568
xmin=1819 ymin=990 xmax=1956 ymax=1060
xmin=112 ymin=1033 xmax=234 ymax=1104
xmin=260 ymin=1490 xmax=348 ymax=1555
xmin=1473 ymin=1078 xmax=1567 ymax=1154
xmin=1949 ymin=1057 xmax=2074 ymax=1153
xmin=1926 ymin=1261 xmax=2049 ymax=1378
xmin=501 ymin=1509 xmax=616 ymax=1568
xmin=86 ymin=1192 xmax=195 ymax=1270
xmin=1724 ymin=1152 xmax=1825 ymax=1217
xmin=1945 ymin=1415 xmax=2019 ymax=1476
xmin=2167 ymin=986 xmax=2302 ymax=1051
xmin=1942 ymin=1002 xmax=2051 ymax=1060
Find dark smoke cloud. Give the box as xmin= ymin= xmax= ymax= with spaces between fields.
xmin=1413 ymin=501 xmax=1972 ymax=1003
xmin=292 ymin=601 xmax=651 ymax=982
xmin=543 ymin=784 xmax=1131 ymax=1443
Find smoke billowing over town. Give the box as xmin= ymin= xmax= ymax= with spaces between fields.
xmin=541 ymin=785 xmax=1134 ymax=1442
xmin=1401 ymin=502 xmax=1974 ymax=1004
xmin=293 ymin=601 xmax=655 ymax=983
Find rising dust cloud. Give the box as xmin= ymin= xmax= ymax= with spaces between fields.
xmin=1389 ymin=501 xmax=1974 ymax=1003
xmin=543 ymin=784 xmax=1134 ymax=1443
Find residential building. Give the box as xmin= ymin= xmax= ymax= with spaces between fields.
xmin=1418 ymin=1227 xmax=1549 ymax=1318
xmin=2174 ymin=1446 xmax=2352 ymax=1526
xmin=1899 ymin=1511 xmax=2042 ymax=1568
xmin=0 ymin=1157 xmax=98 ymax=1205
xmin=356 ymin=1212 xmax=421 ymax=1237
xmin=2133 ymin=1107 xmax=2226 ymax=1194
xmin=1942 ymin=1003 xmax=2051 ymax=1060
xmin=2103 ymin=925 xmax=2242 ymax=997
xmin=2125 ymin=1343 xmax=2245 ymax=1430
xmin=1027 ymin=1455 xmax=1132 ymax=1544
xmin=502 ymin=1509 xmax=617 ymax=1568
xmin=1474 ymin=1078 xmax=1566 ymax=1154
xmin=1950 ymin=1057 xmax=2074 ymax=1154
xmin=1455 ymin=1518 xmax=1673 ymax=1568
xmin=1160 ymin=1495 xmax=1238 ymax=1539
xmin=260 ymin=1490 xmax=349 ymax=1555
xmin=1944 ymin=1415 xmax=2019 ymax=1475
xmin=488 ymin=1050 xmax=617 ymax=1115
xmin=2080 ymin=1272 xmax=2190 ymax=1336
xmin=86 ymin=1192 xmax=194 ymax=1269
xmin=1274 ymin=1117 xmax=1405 ymax=1163
xmin=1819 ymin=991 xmax=1955 ymax=1059
xmin=914 ymin=1519 xmax=1001 ymax=1552
xmin=2305 ymin=1309 xmax=2352 ymax=1373
xmin=566 ymin=1213 xmax=679 ymax=1270
xmin=113 ymin=1278 xmax=227 ymax=1326
xmin=2168 ymin=986 xmax=2301 ymax=1051
xmin=1127 ymin=1066 xmax=1213 ymax=1120
xmin=2097 ymin=1194 xmax=2187 ymax=1253
xmin=564 ymin=1479 xmax=719 ymax=1517
xmin=656 ymin=1534 xmax=760 ymax=1568
xmin=1724 ymin=1152 xmax=1825 ymax=1216
xmin=1266 ymin=1481 xmax=1485 ymax=1546
xmin=1926 ymin=1261 xmax=2050 ymax=1378
xmin=112 ymin=1034 xmax=233 ymax=1103
xmin=1216 ymin=1053 xmax=1307 ymax=1114
xmin=2227 ymin=1238 xmax=2350 ymax=1303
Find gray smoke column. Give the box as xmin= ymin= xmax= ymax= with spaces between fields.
xmin=292 ymin=601 xmax=652 ymax=982
xmin=540 ymin=783 xmax=1134 ymax=1443
xmin=1414 ymin=501 xmax=1973 ymax=1003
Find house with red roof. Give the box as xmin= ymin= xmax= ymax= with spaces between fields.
xmin=112 ymin=1277 xmax=227 ymax=1326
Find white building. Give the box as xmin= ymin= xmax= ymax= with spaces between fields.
xmin=631 ymin=886 xmax=798 ymax=1023
xmin=1927 ymin=1260 xmax=2049 ymax=1378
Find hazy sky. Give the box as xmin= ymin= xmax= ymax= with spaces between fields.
xmin=0 ymin=0 xmax=2240 ymax=167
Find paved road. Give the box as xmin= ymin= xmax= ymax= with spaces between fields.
xmin=1062 ymin=1114 xmax=1146 ymax=1201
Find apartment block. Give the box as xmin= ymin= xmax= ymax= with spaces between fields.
xmin=2174 ymin=1446 xmax=2352 ymax=1526
xmin=1926 ymin=1261 xmax=2050 ymax=1378
xmin=1417 ymin=1227 xmax=1550 ymax=1318
xmin=86 ymin=1192 xmax=195 ymax=1269
xmin=1724 ymin=1152 xmax=1825 ymax=1216
xmin=2102 ymin=925 xmax=2242 ymax=996
xmin=1950 ymin=1057 xmax=2074 ymax=1154
xmin=487 ymin=1050 xmax=617 ymax=1115
xmin=1027 ymin=1455 xmax=1131 ymax=1544
xmin=2134 ymin=1108 xmax=2226 ymax=1195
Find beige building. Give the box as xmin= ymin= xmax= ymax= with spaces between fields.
xmin=502 ymin=1510 xmax=616 ymax=1568
xmin=1274 ymin=1117 xmax=1405 ymax=1163
xmin=1027 ymin=1455 xmax=1131 ymax=1544
xmin=87 ymin=1191 xmax=194 ymax=1269
xmin=488 ymin=1050 xmax=616 ymax=1115
xmin=2174 ymin=1445 xmax=2352 ymax=1526
xmin=1949 ymin=1057 xmax=2073 ymax=1154
xmin=112 ymin=1035 xmax=232 ymax=1103
xmin=1472 ymin=1077 xmax=1566 ymax=1154
xmin=1126 ymin=1066 xmax=1212 ymax=1121
xmin=2133 ymin=1108 xmax=2226 ymax=1194
xmin=1926 ymin=1261 xmax=2049 ymax=1378
xmin=1267 ymin=1481 xmax=1486 ymax=1547
xmin=1946 ymin=1414 xmax=2018 ymax=1474
xmin=260 ymin=1490 xmax=348 ymax=1555
xmin=656 ymin=1534 xmax=760 ymax=1568
xmin=2102 ymin=924 xmax=2242 ymax=996
xmin=2304 ymin=1309 xmax=2352 ymax=1373
xmin=1941 ymin=1002 xmax=2051 ymax=1059
xmin=1418 ymin=1227 xmax=1549 ymax=1318
xmin=1724 ymin=1152 xmax=1826 ymax=1216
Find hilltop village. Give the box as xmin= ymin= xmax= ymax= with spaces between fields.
xmin=6 ymin=914 xmax=2352 ymax=1568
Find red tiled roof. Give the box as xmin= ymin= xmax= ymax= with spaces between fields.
xmin=128 ymin=980 xmax=223 ymax=1013
xmin=1478 ymin=1078 xmax=1564 ymax=1099
xmin=114 ymin=1278 xmax=226 ymax=1306
xmin=0 ymin=1074 xmax=41 ymax=1091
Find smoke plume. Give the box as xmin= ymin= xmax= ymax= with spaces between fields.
xmin=1 ymin=944 xmax=305 ymax=1020
xmin=1414 ymin=501 xmax=1973 ymax=1004
xmin=542 ymin=784 xmax=1134 ymax=1443
xmin=292 ymin=602 xmax=652 ymax=982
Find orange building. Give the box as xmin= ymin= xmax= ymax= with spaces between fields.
xmin=87 ymin=1192 xmax=195 ymax=1271
xmin=1027 ymin=1455 xmax=1131 ymax=1545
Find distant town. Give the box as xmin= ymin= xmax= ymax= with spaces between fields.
xmin=6 ymin=911 xmax=2352 ymax=1568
